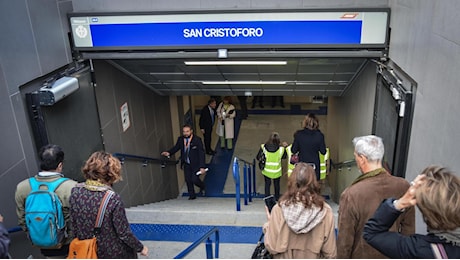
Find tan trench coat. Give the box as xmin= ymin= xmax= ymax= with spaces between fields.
xmin=216 ymin=102 xmax=236 ymax=139
xmin=263 ymin=203 xmax=337 ymax=259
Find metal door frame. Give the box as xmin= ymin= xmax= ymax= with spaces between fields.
xmin=372 ymin=59 xmax=417 ymax=177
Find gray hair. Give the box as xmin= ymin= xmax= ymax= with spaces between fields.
xmin=352 ymin=135 xmax=384 ymax=162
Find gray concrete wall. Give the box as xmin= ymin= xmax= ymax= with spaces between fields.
xmin=0 ymin=0 xmax=74 ymax=258
xmin=388 ymin=0 xmax=460 ymax=233
xmin=0 ymin=0 xmax=73 ymax=229
xmin=93 ymin=60 xmax=179 ymax=207
xmin=72 ymin=0 xmax=388 ymax=12
xmin=327 ymin=63 xmax=377 ymax=202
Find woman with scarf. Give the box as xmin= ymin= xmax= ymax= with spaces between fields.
xmin=70 ymin=151 xmax=148 ymax=258
xmin=263 ymin=163 xmax=336 ymax=258
xmin=364 ymin=165 xmax=460 ymax=258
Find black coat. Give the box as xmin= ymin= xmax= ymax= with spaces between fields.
xmin=292 ymin=128 xmax=326 ymax=177
xmin=199 ymin=105 xmax=215 ymax=132
xmin=167 ymin=135 xmax=206 ymax=172
xmin=363 ymin=199 xmax=460 ymax=258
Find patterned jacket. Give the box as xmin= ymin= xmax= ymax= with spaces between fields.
xmin=69 ymin=186 xmax=144 ymax=258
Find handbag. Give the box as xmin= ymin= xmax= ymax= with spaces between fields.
xmin=258 ymin=146 xmax=267 ymax=170
xmin=67 ymin=190 xmax=114 ymax=259
xmin=251 ymin=233 xmax=273 ymax=259
xmin=289 ymin=153 xmax=299 ymax=165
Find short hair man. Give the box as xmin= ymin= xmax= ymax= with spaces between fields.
xmin=161 ymin=125 xmax=207 ymax=200
xmin=337 ymin=135 xmax=415 ymax=258
xmin=199 ymin=98 xmax=217 ymax=155
xmin=15 ymin=144 xmax=77 ymax=258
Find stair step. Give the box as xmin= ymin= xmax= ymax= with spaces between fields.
xmin=127 ymin=197 xmax=267 ymax=226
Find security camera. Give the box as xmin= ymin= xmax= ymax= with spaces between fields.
xmin=39 ymin=76 xmax=79 ymax=106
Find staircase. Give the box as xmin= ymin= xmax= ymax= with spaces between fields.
xmin=126 ymin=110 xmax=338 ymax=258
xmin=126 ymin=196 xmax=267 ymax=258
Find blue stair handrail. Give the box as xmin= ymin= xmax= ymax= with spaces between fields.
xmin=113 ymin=153 xmax=178 ymax=168
xmin=7 ymin=226 xmax=22 ymax=233
xmin=232 ymin=157 xmax=241 ymax=211
xmin=233 ymin=157 xmax=256 ymax=211
xmin=174 ymin=227 xmax=220 ymax=259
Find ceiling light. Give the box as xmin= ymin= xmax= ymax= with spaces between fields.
xmin=185 ymin=61 xmax=287 ymax=66
xmin=201 ymin=81 xmax=286 ymax=85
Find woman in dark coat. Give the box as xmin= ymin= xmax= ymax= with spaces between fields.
xmin=70 ymin=152 xmax=148 ymax=258
xmin=292 ymin=113 xmax=326 ymax=180
xmin=363 ymin=165 xmax=460 ymax=258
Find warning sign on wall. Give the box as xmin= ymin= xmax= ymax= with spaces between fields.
xmin=120 ymin=102 xmax=130 ymax=132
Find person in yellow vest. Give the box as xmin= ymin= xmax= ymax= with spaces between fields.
xmin=319 ymin=148 xmax=330 ymax=180
xmin=285 ymin=144 xmax=296 ymax=177
xmin=256 ymin=132 xmax=287 ymax=200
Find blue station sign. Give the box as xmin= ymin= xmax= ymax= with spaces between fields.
xmin=69 ymin=10 xmax=389 ymax=50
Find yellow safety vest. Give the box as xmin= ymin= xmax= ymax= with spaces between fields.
xmin=319 ymin=148 xmax=330 ymax=180
xmin=261 ymin=144 xmax=285 ymax=179
xmin=286 ymin=144 xmax=295 ymax=177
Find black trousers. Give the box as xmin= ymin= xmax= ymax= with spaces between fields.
xmin=203 ymin=127 xmax=213 ymax=153
xmin=184 ymin=164 xmax=205 ymax=197
xmin=237 ymin=96 xmax=248 ymax=118
xmin=264 ymin=175 xmax=281 ymax=200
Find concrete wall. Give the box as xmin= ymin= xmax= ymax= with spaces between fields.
xmin=72 ymin=0 xmax=389 ymax=12
xmin=387 ymin=0 xmax=460 ymax=233
xmin=0 ymin=0 xmax=74 ymax=257
xmin=93 ymin=60 xmax=179 ymax=207
xmin=327 ymin=63 xmax=377 ymax=202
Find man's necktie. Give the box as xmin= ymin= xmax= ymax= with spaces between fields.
xmin=185 ymin=138 xmax=190 ymax=164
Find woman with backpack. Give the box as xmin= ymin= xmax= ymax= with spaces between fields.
xmin=256 ymin=132 xmax=287 ymax=200
xmin=69 ymin=151 xmax=148 ymax=258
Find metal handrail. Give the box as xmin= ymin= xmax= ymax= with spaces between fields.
xmin=174 ymin=227 xmax=220 ymax=259
xmin=233 ymin=157 xmax=257 ymax=209
xmin=236 ymin=157 xmax=253 ymax=165
xmin=113 ymin=153 xmax=178 ymax=168
xmin=331 ymin=159 xmax=356 ymax=169
xmin=7 ymin=226 xmax=22 ymax=233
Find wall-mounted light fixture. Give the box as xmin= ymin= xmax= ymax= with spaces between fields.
xmin=185 ymin=61 xmax=287 ymax=66
xmin=201 ymin=81 xmax=286 ymax=85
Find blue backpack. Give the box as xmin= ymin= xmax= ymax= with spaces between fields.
xmin=25 ymin=177 xmax=69 ymax=248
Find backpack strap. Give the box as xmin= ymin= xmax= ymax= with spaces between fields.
xmin=93 ymin=190 xmax=115 ymax=235
xmin=29 ymin=177 xmax=69 ymax=193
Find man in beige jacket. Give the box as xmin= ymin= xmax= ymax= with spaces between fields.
xmin=15 ymin=144 xmax=77 ymax=258
xmin=337 ymin=135 xmax=415 ymax=258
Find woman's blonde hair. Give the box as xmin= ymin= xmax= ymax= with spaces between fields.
xmin=415 ymin=165 xmax=460 ymax=230
xmin=279 ymin=162 xmax=324 ymax=209
xmin=302 ymin=113 xmax=319 ymax=130
xmin=82 ymin=151 xmax=123 ymax=185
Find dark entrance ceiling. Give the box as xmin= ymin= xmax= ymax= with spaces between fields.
xmin=84 ymin=50 xmax=383 ymax=96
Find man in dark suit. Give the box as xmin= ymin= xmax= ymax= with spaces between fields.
xmin=161 ymin=124 xmax=207 ymax=200
xmin=199 ymin=98 xmax=217 ymax=155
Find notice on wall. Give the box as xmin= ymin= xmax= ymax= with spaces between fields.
xmin=120 ymin=102 xmax=130 ymax=132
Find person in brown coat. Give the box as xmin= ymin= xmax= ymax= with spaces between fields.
xmin=337 ymin=135 xmax=415 ymax=258
xmin=263 ymin=163 xmax=337 ymax=258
